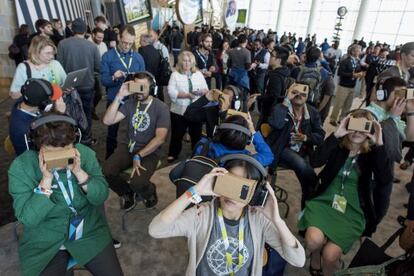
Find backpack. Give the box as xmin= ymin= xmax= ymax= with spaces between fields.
xmin=62 ymin=89 xmax=90 ymax=145
xmin=296 ymin=65 xmax=322 ymax=106
xmin=8 ymin=43 xmax=20 ymax=59
xmin=156 ymin=49 xmax=172 ymax=86
xmin=170 ymin=139 xmax=217 ymax=200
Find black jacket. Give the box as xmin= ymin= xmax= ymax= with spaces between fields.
xmin=266 ymin=102 xmax=325 ymax=164
xmin=310 ymin=134 xmax=393 ymax=236
xmin=338 ymin=56 xmax=361 ymax=88
xmin=170 ymin=31 xmax=183 ymax=49
xmin=138 ymin=45 xmax=161 ymax=78
xmin=183 ymin=96 xmax=226 ymax=137
xmin=193 ymin=48 xmax=216 ymax=71
xmin=260 ymin=66 xmax=291 ymax=122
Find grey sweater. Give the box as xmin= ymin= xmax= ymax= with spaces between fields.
xmin=57 ymin=36 xmax=100 ymax=90
xmin=149 ymin=198 xmax=306 ymax=276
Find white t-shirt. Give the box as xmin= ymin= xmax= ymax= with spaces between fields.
xmin=10 ymin=60 xmax=67 ymax=93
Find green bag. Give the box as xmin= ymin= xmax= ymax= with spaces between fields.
xmin=334 ymin=255 xmax=404 ymax=276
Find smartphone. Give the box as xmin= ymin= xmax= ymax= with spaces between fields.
xmin=213 ymin=173 xmax=257 ymax=204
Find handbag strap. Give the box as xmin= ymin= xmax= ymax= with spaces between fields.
xmin=380 ymin=227 xmax=405 ymax=251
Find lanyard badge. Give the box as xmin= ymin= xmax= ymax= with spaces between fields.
xmin=115 ymin=48 xmax=133 ymax=73
xmin=332 ymin=156 xmax=357 ymax=214
xmin=217 ymin=207 xmax=245 ymax=275
xmin=53 ymin=169 xmax=84 ymax=241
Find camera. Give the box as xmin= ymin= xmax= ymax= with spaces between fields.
xmin=129 ymin=82 xmax=149 ymax=94
xmin=43 ymin=148 xmax=76 ymax=170
xmin=213 ymin=173 xmax=268 ymax=206
xmin=347 ymin=117 xmax=373 ymax=133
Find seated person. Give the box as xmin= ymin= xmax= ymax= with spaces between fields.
xmin=8 ymin=113 xmax=123 ymax=276
xmin=149 ymin=156 xmax=306 ymax=275
xmin=102 ymin=72 xmax=170 ymax=210
xmin=184 ymin=85 xmax=258 ymax=137
xmin=266 ymin=83 xmax=325 ymax=208
xmin=299 ymin=110 xmax=392 ymax=276
xmin=193 ymin=114 xmax=274 ymax=167
xmin=9 ymin=78 xmax=65 ymax=156
xmin=365 ymin=77 xmax=414 ymax=234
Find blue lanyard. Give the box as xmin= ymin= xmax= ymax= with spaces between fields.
xmin=53 ymin=169 xmax=77 ymax=214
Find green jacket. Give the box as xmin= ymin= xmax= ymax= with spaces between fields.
xmin=8 ymin=144 xmax=112 ymax=276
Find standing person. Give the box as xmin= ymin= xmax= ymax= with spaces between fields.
xmin=329 ymin=44 xmax=364 ymax=126
xmin=149 ymin=159 xmax=306 ymax=276
xmin=170 ymin=26 xmax=183 ymax=67
xmin=88 ymin=27 xmax=108 ymax=120
xmin=29 ymin=19 xmax=54 ymax=45
xmin=103 ymin=72 xmax=170 ymax=210
xmin=94 ymin=16 xmax=117 ymax=49
xmin=167 ymin=51 xmax=208 ymax=162
xmin=299 ymin=111 xmax=391 ymax=276
xmin=8 ymin=113 xmax=123 ymax=276
xmin=65 ymin=21 xmax=73 ymax=38
xmin=251 ymin=39 xmax=270 ymax=94
xmin=320 ymin=38 xmax=330 ymax=53
xmin=138 ymin=34 xmax=161 ymax=83
xmin=296 ymin=37 xmax=305 ymax=57
xmin=193 ymin=33 xmax=217 ymax=88
xmin=100 ymin=25 xmax=145 ymax=158
xmin=50 ymin=19 xmax=65 ymax=46
xmin=227 ymin=35 xmax=252 ymax=100
xmin=216 ymin=40 xmax=230 ymax=90
xmin=57 ymin=18 xmax=101 ymax=146
xmin=324 ymin=41 xmax=342 ymax=73
xmin=10 ymin=24 xmax=30 ymax=66
xmin=9 ymin=36 xmax=67 ymax=100
xmin=149 ymin=29 xmax=170 ymax=61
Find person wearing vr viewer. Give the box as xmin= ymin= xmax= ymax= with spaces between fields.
xmin=184 ymin=85 xmax=259 ymax=138
xmin=8 ymin=113 xmax=123 ymax=276
xmin=103 ymin=72 xmax=170 ymax=210
xmin=101 ymin=25 xmax=146 ymax=158
xmin=299 ymin=110 xmax=392 ymax=276
xmin=365 ymin=77 xmax=414 ymax=234
xmin=266 ymin=82 xmax=325 ymax=208
xmin=149 ymin=154 xmax=306 ymax=276
xmin=9 ymin=78 xmax=66 ymax=156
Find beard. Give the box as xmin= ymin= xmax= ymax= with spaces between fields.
xmin=134 ymin=93 xmax=149 ymax=102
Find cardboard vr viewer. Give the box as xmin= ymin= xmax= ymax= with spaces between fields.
xmin=347 ymin=117 xmax=373 ymax=133
xmin=43 ymin=148 xmax=76 ymax=170
xmin=129 ymin=82 xmax=149 ymax=94
xmin=213 ymin=173 xmax=258 ymax=205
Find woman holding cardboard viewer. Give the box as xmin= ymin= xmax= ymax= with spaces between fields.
xmin=298 ymin=109 xmax=392 ymax=276
xmin=149 ymin=156 xmax=305 ymax=275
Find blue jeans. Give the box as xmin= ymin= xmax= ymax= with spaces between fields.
xmin=262 ymin=246 xmax=287 ymax=276
xmin=278 ymin=148 xmax=317 ymax=208
xmin=78 ymin=89 xmax=94 ymax=145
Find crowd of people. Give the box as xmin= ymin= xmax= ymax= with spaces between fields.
xmin=5 ymin=14 xmax=414 ymax=276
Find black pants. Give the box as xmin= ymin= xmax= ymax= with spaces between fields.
xmin=106 ymin=100 xmax=120 ymax=159
xmin=78 ymin=89 xmax=95 ymax=145
xmin=403 ymin=141 xmax=414 ymax=163
xmin=103 ymin=146 xmax=159 ymax=199
xmin=168 ymin=112 xmax=202 ymax=159
xmin=40 ymin=243 xmax=123 ymax=276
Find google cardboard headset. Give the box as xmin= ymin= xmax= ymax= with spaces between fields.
xmin=129 ymin=71 xmax=158 ymax=96
xmin=25 ymin=114 xmax=81 ymax=150
xmin=215 ymin=154 xmax=269 ymax=206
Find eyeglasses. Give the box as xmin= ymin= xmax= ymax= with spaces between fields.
xmin=120 ymin=40 xmax=134 ymax=46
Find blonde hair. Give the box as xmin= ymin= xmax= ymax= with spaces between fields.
xmin=176 ymin=51 xmax=198 ymax=74
xmin=340 ymin=109 xmax=374 ymax=154
xmin=28 ymin=36 xmax=56 ymax=65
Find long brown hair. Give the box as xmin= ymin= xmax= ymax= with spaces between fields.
xmin=340 ymin=109 xmax=375 ymax=154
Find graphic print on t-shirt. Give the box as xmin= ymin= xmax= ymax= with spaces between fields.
xmin=206 ymin=236 xmax=249 ymax=275
xmin=131 ymin=111 xmax=151 ymax=132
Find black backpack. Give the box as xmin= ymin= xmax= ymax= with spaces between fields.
xmin=170 ymin=139 xmax=217 ymax=199
xmin=296 ymin=65 xmax=322 ymax=106
xmin=156 ymin=49 xmax=172 ymax=86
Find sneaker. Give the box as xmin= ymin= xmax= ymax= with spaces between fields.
xmin=144 ymin=191 xmax=158 ymax=208
xmin=113 ymin=239 xmax=122 ymax=249
xmin=120 ymin=192 xmax=136 ymax=211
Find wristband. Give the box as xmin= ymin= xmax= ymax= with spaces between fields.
xmin=407 ymin=112 xmax=414 ymax=117
xmin=34 ymin=185 xmax=53 ymax=196
xmin=133 ymin=154 xmax=142 ymax=161
xmin=115 ymin=95 xmax=124 ymax=104
xmin=79 ymin=175 xmax=90 ymax=187
xmin=186 ymin=186 xmax=202 ymax=204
